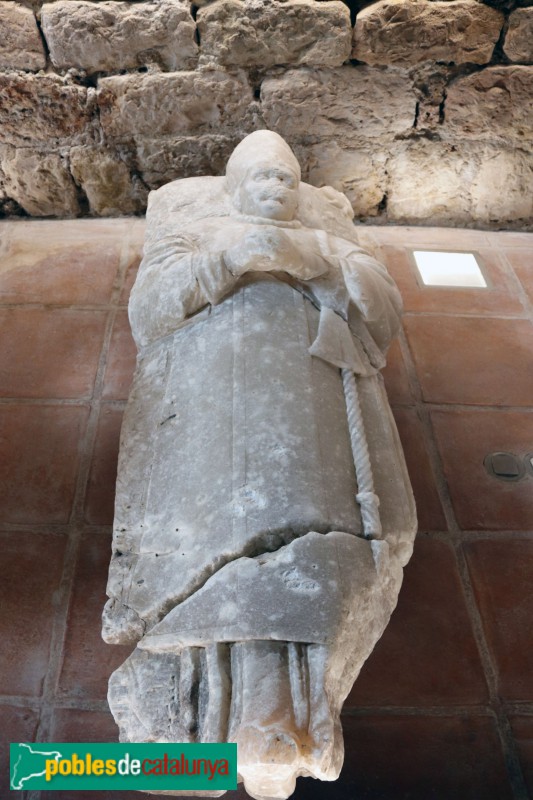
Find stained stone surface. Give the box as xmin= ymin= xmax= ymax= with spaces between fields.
xmin=0 ymin=0 xmax=530 ymax=228
xmin=387 ymin=140 xmax=533 ymax=228
xmin=0 ymin=1 xmax=46 ymax=72
xmin=304 ymin=142 xmax=388 ymax=216
xmin=261 ymin=66 xmax=416 ymax=140
xmin=69 ymin=146 xmax=148 ymax=216
xmin=352 ymin=0 xmax=504 ymax=66
xmin=133 ymin=135 xmax=241 ymax=189
xmin=0 ymin=73 xmax=97 ymax=148
xmin=97 ymin=70 xmax=256 ymax=142
xmin=41 ymin=0 xmax=198 ymax=74
xmin=504 ymin=8 xmax=533 ymax=64
xmin=103 ymin=130 xmax=417 ymax=799
xmin=445 ymin=66 xmax=533 ymax=143
xmin=0 ymin=146 xmax=80 ymax=217
xmin=197 ymin=0 xmax=351 ymax=68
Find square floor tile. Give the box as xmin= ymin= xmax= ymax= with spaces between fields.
xmin=84 ymin=406 xmax=123 ymax=526
xmin=431 ymin=409 xmax=533 ymax=530
xmin=0 ymin=308 xmax=107 ymax=399
xmin=47 ymin=709 xmax=141 ymax=799
xmin=0 ymin=706 xmax=40 ymax=797
xmin=58 ymin=531 xmax=134 ymax=702
xmin=347 ymin=537 xmax=487 ymax=707
xmin=382 ymin=338 xmax=412 ymax=405
xmin=119 ymin=252 xmax=142 ymax=305
xmin=50 ymin=707 xmax=119 ymax=742
xmin=488 ymin=232 xmax=533 ymax=249
xmin=465 ymin=538 xmax=533 ymax=701
xmin=0 ymin=531 xmax=66 ymax=695
xmin=0 ymin=220 xmax=124 ymax=306
xmin=405 ymin=315 xmax=533 ymax=406
xmin=510 ymin=716 xmax=533 ymax=799
xmin=322 ymin=714 xmax=512 ymax=800
xmin=102 ymin=311 xmax=137 ymax=401
xmin=504 ymin=248 xmax=533 ymax=306
xmin=0 ymin=404 xmax=89 ymax=524
xmin=392 ymin=406 xmax=447 ymax=531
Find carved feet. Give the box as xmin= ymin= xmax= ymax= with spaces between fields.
xmin=108 ymin=640 xmax=342 ymax=799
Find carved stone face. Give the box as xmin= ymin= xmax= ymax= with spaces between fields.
xmin=238 ymin=162 xmax=299 ymax=221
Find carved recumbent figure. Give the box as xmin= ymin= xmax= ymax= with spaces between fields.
xmin=103 ymin=131 xmax=417 ymax=800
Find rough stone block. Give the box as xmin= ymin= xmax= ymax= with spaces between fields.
xmin=387 ymin=140 xmax=533 ymax=228
xmin=353 ymin=0 xmax=504 ymax=66
xmin=69 ymin=146 xmax=148 ymax=215
xmin=41 ymin=0 xmax=198 ymax=74
xmin=387 ymin=140 xmax=472 ymax=226
xmin=445 ymin=66 xmax=533 ymax=144
xmin=0 ymin=146 xmax=79 ymax=217
xmin=304 ymin=141 xmax=388 ymax=217
xmin=0 ymin=73 xmax=97 ymax=147
xmin=97 ymin=70 xmax=256 ymax=142
xmin=261 ymin=66 xmax=416 ymax=142
xmin=0 ymin=2 xmax=46 ymax=71
xmin=470 ymin=147 xmax=533 ymax=227
xmin=134 ymin=134 xmax=240 ymax=188
xmin=198 ymin=0 xmax=351 ymax=68
xmin=504 ymin=8 xmax=533 ymax=64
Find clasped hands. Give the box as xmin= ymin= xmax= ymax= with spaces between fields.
xmin=223 ymin=227 xmax=329 ymax=281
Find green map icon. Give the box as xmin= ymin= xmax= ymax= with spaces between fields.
xmin=10 ymin=743 xmax=63 ymax=790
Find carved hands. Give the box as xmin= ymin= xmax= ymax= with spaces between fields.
xmin=224 ymin=227 xmax=304 ymax=276
xmin=223 ymin=226 xmax=332 ymax=283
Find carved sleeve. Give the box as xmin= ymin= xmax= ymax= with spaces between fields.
xmin=129 ymin=234 xmax=237 ymax=347
xmin=340 ymin=248 xmax=403 ymax=353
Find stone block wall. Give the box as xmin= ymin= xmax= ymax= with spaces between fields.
xmin=0 ymin=0 xmax=531 ymax=228
xmin=1 ymin=220 xmax=533 ymax=799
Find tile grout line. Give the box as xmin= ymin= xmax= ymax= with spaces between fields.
xmin=30 ymin=228 xmax=135 ymax=763
xmin=424 ymin=529 xmax=533 ymax=542
xmin=397 ymin=295 xmax=530 ymax=800
xmin=341 ymin=704 xmax=495 ymax=718
xmin=454 ymin=544 xmax=529 ymax=800
xmin=497 ymin=247 xmax=533 ymax=323
xmin=0 ymin=695 xmax=43 ymax=709
xmin=402 ymin=309 xmax=532 ymax=320
xmin=0 ymin=397 xmax=127 ymax=407
xmin=0 ymin=523 xmax=114 ymax=536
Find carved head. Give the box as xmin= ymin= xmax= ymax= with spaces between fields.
xmin=226 ymin=131 xmax=301 ymax=222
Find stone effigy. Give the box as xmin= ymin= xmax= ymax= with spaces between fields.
xmin=103 ymin=130 xmax=417 ymax=799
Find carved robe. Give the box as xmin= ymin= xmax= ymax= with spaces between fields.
xmin=103 ymin=169 xmax=416 ymax=800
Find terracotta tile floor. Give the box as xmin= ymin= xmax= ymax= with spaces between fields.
xmin=392 ymin=406 xmax=447 ymax=531
xmin=0 ymin=530 xmax=66 ymax=695
xmin=510 ymin=716 xmax=533 ymax=799
xmin=346 ymin=537 xmax=488 ymax=707
xmin=465 ymin=538 xmax=533 ymax=701
xmin=0 ymin=307 xmax=107 ymax=398
xmin=57 ymin=530 xmax=134 ymax=702
xmin=1 ymin=220 xmax=532 ymax=800
xmin=0 ymin=404 xmax=90 ymax=524
xmin=405 ymin=315 xmax=533 ymax=407
xmin=102 ymin=310 xmax=137 ymax=401
xmin=0 ymin=706 xmax=40 ymax=798
xmin=431 ymin=408 xmax=533 ymax=530
xmin=84 ymin=406 xmax=124 ymax=526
